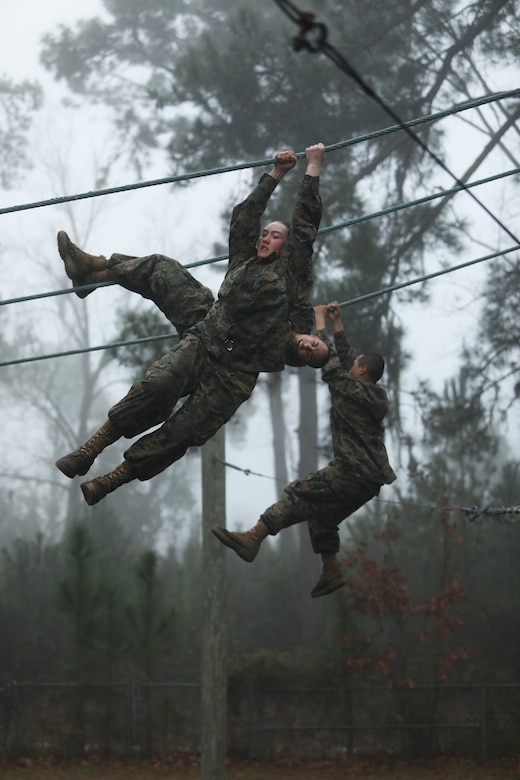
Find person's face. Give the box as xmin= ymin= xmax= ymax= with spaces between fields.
xmin=349 ymin=356 xmax=366 ymax=381
xmin=257 ymin=222 xmax=288 ymax=259
xmin=295 ymin=333 xmax=329 ymax=367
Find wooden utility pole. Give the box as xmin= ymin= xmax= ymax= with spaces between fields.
xmin=200 ymin=428 xmax=227 ymax=779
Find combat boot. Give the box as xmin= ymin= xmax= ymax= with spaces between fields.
xmin=310 ymin=553 xmax=345 ymax=598
xmin=57 ymin=230 xmax=108 ymax=298
xmin=81 ymin=460 xmax=135 ymax=506
xmin=211 ymin=519 xmax=269 ymax=562
xmin=55 ymin=420 xmax=121 ymax=478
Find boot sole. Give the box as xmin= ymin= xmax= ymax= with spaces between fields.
xmin=81 ymin=480 xmax=106 ymax=506
xmin=310 ymin=575 xmax=345 ymax=599
xmin=55 ymin=456 xmax=91 ymax=479
xmin=211 ymin=526 xmax=256 ymax=562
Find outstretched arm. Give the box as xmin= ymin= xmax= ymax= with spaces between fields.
xmin=313 ymin=304 xmax=328 ymax=332
xmin=268 ymin=149 xmax=298 ymax=181
xmin=305 ymin=142 xmax=326 ymax=177
xmin=326 ymin=301 xmax=344 ymax=334
xmin=326 ymin=301 xmax=356 ymax=371
xmin=228 ymin=150 xmax=297 ymax=269
xmin=286 ymin=143 xmax=326 ymax=334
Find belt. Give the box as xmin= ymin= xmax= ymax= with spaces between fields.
xmin=224 ymin=338 xmax=235 ymax=352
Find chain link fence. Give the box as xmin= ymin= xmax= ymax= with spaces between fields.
xmin=1 ymin=682 xmax=519 ymax=761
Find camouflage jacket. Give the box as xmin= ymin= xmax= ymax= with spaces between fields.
xmin=191 ymin=172 xmax=322 ymax=373
xmin=318 ymin=328 xmax=397 ymax=485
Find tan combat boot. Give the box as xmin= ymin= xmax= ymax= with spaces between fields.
xmin=57 ymin=230 xmax=109 ymax=298
xmin=310 ymin=553 xmax=345 ymax=598
xmin=55 ymin=420 xmax=121 ymax=478
xmin=80 ymin=461 xmax=135 ymax=506
xmin=211 ymin=519 xmax=269 ymax=562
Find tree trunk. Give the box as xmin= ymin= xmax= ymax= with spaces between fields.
xmin=200 ymin=429 xmax=227 ymax=780
xmin=297 ymin=367 xmax=321 ymax=640
xmin=267 ymin=372 xmax=296 ymax=559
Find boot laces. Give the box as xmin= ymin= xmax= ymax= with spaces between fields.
xmin=101 ymin=464 xmax=131 ymax=490
xmin=101 ymin=470 xmax=122 ymax=490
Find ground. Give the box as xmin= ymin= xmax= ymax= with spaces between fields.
xmin=0 ymin=756 xmax=517 ymax=779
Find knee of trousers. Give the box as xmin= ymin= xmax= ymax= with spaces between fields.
xmin=108 ymin=385 xmax=176 ymax=438
xmin=123 ymin=439 xmax=188 ymax=481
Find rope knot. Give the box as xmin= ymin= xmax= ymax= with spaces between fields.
xmin=292 ymin=11 xmax=327 ymax=52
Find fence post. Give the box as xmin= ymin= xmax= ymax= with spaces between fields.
xmin=247 ymin=687 xmax=258 ymax=761
xmin=480 ymin=685 xmax=487 ymax=763
xmin=126 ymin=682 xmax=141 ymax=758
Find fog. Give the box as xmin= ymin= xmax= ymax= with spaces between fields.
xmin=1 ymin=1 xmax=519 ymax=546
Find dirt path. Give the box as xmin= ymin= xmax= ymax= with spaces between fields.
xmin=1 ymin=756 xmax=517 ymax=779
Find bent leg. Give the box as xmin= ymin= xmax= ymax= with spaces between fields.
xmin=124 ymin=361 xmax=257 ymax=481
xmin=108 ymin=253 xmax=214 ymax=335
xmin=108 ymin=332 xmax=204 ymax=438
xmin=261 ymin=460 xmax=380 ymax=554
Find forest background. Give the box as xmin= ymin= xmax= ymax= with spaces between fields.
xmin=0 ymin=0 xmax=520 ymax=760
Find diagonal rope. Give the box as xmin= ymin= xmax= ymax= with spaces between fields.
xmin=1 ymin=244 xmax=517 ymax=368
xmin=0 ymin=333 xmax=178 ymax=368
xmin=2 ymin=164 xmax=519 ymax=308
xmin=320 ymin=164 xmax=520 ymax=237
xmin=1 ymin=89 xmax=518 ymax=217
xmin=272 ymin=0 xmax=520 ymax=247
xmin=0 ymin=255 xmax=230 ymax=307
xmin=339 ymin=244 xmax=518 ymax=309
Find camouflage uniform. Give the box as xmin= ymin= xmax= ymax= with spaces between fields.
xmin=261 ymin=328 xmax=397 ymax=554
xmin=107 ymin=252 xmax=214 ymax=338
xmin=105 ymin=172 xmax=322 ymax=481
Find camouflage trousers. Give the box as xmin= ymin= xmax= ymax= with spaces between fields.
xmin=109 ymin=332 xmax=258 ymax=480
xmin=108 ymin=252 xmax=214 ymax=337
xmin=105 ymin=252 xmax=257 ymax=480
xmin=261 ymin=459 xmax=381 ymax=554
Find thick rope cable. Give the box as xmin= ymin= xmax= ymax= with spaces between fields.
xmin=0 ymin=18 xmax=517 ymax=532
xmin=1 ymin=243 xmax=516 ymax=368
xmin=2 ymin=164 xmax=519 ymax=309
xmin=339 ymin=244 xmax=518 ymax=310
xmin=272 ymin=0 xmax=520 ymax=248
xmin=0 ymin=89 xmax=518 ymax=217
xmin=321 ymin=164 xmax=520 ymax=237
xmin=0 ymin=255 xmax=229 ymax=307
xmin=0 ymin=334 xmax=178 ymax=368
xmin=0 ymin=84 xmax=517 ymax=365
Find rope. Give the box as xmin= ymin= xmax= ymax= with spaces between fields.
xmin=272 ymin=0 xmax=520 ymax=247
xmin=0 ymin=74 xmax=517 ymax=364
xmin=340 ymin=244 xmax=518 ymax=309
xmin=212 ymin=457 xmax=287 ymax=484
xmin=1 ymin=243 xmax=516 ymax=368
xmin=0 ymin=333 xmax=177 ymax=368
xmin=459 ymin=506 xmax=520 ymax=525
xmin=0 ymin=254 xmax=229 ymax=308
xmin=2 ymin=165 xmax=519 ymax=310
xmin=212 ymin=458 xmax=520 ymax=525
xmin=321 ymin=165 xmax=520 ymax=237
xmin=1 ymin=89 xmax=518 ymax=217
